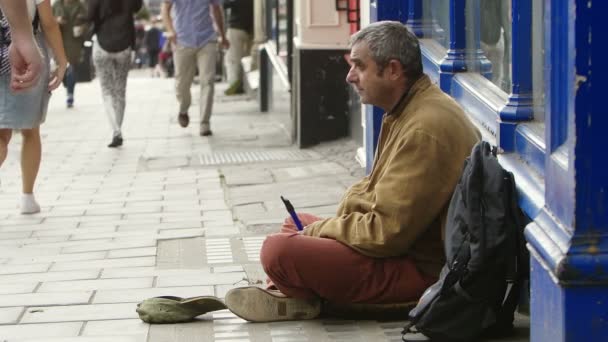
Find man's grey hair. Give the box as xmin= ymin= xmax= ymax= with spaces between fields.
xmin=350 ymin=21 xmax=423 ymax=81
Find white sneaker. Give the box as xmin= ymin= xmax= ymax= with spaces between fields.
xmin=20 ymin=193 xmax=40 ymax=214
xmin=225 ymin=286 xmax=321 ymax=323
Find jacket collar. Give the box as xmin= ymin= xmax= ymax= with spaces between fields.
xmin=387 ymin=74 xmax=431 ymax=117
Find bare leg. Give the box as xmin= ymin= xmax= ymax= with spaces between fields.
xmin=0 ymin=129 xmax=13 ymax=168
xmin=20 ymin=127 xmax=41 ymax=194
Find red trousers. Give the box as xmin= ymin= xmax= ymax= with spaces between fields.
xmin=260 ymin=214 xmax=436 ymax=304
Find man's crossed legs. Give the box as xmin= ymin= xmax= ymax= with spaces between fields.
xmin=225 ymin=214 xmax=436 ymax=322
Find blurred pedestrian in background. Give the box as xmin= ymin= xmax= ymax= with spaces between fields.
xmin=162 ymin=0 xmax=229 ymax=137
xmin=223 ymin=0 xmax=252 ymax=95
xmin=144 ymin=16 xmax=162 ymax=73
xmin=0 ymin=0 xmax=68 ymax=214
xmin=52 ymin=0 xmax=87 ymax=108
xmin=87 ymin=0 xmax=143 ymax=148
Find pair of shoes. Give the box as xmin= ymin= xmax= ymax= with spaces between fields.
xmin=20 ymin=193 xmax=40 ymax=214
xmin=67 ymin=96 xmax=74 ymax=108
xmin=136 ymin=296 xmax=227 ymax=324
xmin=224 ymin=80 xmax=244 ymax=95
xmin=178 ymin=112 xmax=190 ymax=127
xmin=108 ymin=135 xmax=123 ymax=148
xmin=225 ymin=287 xmax=321 ymax=323
xmin=200 ymin=123 xmax=212 ymax=136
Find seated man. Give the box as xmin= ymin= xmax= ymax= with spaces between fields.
xmin=225 ymin=21 xmax=481 ymax=322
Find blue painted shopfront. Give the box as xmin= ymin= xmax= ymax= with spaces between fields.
xmin=367 ymin=0 xmax=608 ymax=341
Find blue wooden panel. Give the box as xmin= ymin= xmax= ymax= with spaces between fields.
xmin=514 ymin=124 xmax=545 ymax=177
xmin=530 ymin=255 xmax=608 ymax=341
xmin=450 ymin=74 xmax=501 ymax=136
xmin=573 ymin=0 xmax=608 ymax=237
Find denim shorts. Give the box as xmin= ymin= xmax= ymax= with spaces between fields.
xmin=0 ymin=36 xmax=50 ymax=130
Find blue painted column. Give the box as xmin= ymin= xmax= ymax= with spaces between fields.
xmin=364 ymin=0 xmax=408 ymax=173
xmin=525 ymin=0 xmax=608 ymax=340
xmin=439 ymin=0 xmax=491 ymax=92
xmin=498 ymin=0 xmax=534 ymax=152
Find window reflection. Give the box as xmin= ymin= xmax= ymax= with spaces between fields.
xmin=479 ymin=0 xmax=511 ymax=92
xmin=532 ymin=0 xmax=545 ymax=121
xmin=424 ymin=0 xmax=450 ymax=48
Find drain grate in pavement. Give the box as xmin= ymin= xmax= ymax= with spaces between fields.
xmin=199 ymin=150 xmax=320 ymax=166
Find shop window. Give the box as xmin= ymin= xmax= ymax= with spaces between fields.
xmin=476 ymin=0 xmax=511 ymax=92
xmin=424 ymin=0 xmax=450 ymax=48
xmin=531 ymin=0 xmax=545 ymax=122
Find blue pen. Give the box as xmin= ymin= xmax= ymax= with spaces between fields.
xmin=280 ymin=196 xmax=304 ymax=231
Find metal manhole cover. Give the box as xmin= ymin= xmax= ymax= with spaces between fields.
xmin=199 ymin=150 xmax=320 ymax=165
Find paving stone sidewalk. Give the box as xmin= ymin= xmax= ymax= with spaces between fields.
xmin=0 ymin=71 xmax=528 ymax=342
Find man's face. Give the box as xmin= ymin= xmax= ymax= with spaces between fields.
xmin=346 ymin=42 xmax=391 ymax=107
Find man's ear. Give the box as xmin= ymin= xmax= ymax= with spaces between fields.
xmin=387 ymin=59 xmax=405 ymax=81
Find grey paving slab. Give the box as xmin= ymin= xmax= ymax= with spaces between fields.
xmin=0 ymin=322 xmax=83 ymax=340
xmin=148 ymin=320 xmax=214 ymax=342
xmin=0 ymin=263 xmax=50 ymax=275
xmin=156 ymin=272 xmax=246 ymax=287
xmin=0 ymin=307 xmax=23 ymax=324
xmin=6 ymin=251 xmax=107 ymax=265
xmin=0 ymin=270 xmax=100 ymax=284
xmin=156 ymin=237 xmax=206 ymax=269
xmin=82 ymin=319 xmax=149 ymax=337
xmin=93 ymin=285 xmax=214 ymax=304
xmin=38 ymin=277 xmax=153 ymax=292
xmin=0 ymin=231 xmax=33 ymax=240
xmin=206 ymin=225 xmax=240 ymax=237
xmin=108 ymin=247 xmax=157 ymax=258
xmin=0 ymin=236 xmax=69 ymax=247
xmin=21 ymin=303 xmax=139 ymax=323
xmin=51 ymin=256 xmax=155 ymax=272
xmin=223 ymin=168 xmax=274 ymax=186
xmin=0 ymin=291 xmax=92 ymax=307
xmin=117 ymin=221 xmax=203 ymax=231
xmin=32 ymin=226 xmax=115 ymax=238
xmin=157 ymin=228 xmax=205 ymax=239
xmin=270 ymin=162 xmax=351 ymax=181
xmin=100 ymin=267 xmax=212 ymax=279
xmin=0 ymin=282 xmax=38 ymax=295
xmin=61 ymin=239 xmax=157 ymax=254
xmin=19 ymin=336 xmax=147 ymax=342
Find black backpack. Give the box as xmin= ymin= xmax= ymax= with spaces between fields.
xmin=402 ymin=141 xmax=529 ymax=342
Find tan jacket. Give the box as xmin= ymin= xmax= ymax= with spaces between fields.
xmin=303 ymin=75 xmax=481 ymax=277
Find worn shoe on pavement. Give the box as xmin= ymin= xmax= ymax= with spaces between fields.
xmin=225 ymin=287 xmax=321 ymax=322
xmin=200 ymin=123 xmax=212 ymax=136
xmin=108 ymin=135 xmax=123 ymax=148
xmin=178 ymin=112 xmax=190 ymax=128
xmin=136 ymin=296 xmax=227 ymax=324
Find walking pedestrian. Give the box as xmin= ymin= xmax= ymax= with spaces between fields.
xmin=0 ymin=0 xmax=68 ymax=214
xmin=87 ymin=0 xmax=143 ymax=148
xmin=223 ymin=0 xmax=253 ymax=95
xmin=161 ymin=0 xmax=229 ymax=136
xmin=52 ymin=0 xmax=87 ymax=108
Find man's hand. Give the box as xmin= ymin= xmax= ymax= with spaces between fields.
xmin=8 ymin=35 xmax=43 ymax=92
xmin=280 ymin=213 xmax=323 ymax=233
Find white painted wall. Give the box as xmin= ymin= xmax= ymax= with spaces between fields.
xmin=294 ymin=0 xmax=351 ymax=48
